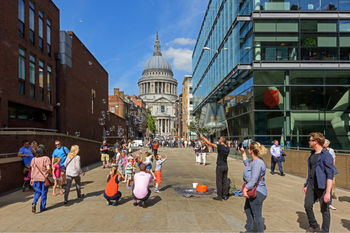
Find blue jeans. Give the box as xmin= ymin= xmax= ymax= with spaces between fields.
xmin=32 ymin=181 xmax=48 ymax=211
xmin=271 ymin=156 xmax=283 ymax=174
xmin=244 ymin=191 xmax=266 ymax=233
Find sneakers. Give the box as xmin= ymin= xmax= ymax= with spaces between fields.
xmin=270 ymin=171 xmax=275 ymax=175
xmin=64 ymin=200 xmax=68 ymax=205
xmin=78 ymin=194 xmax=85 ymax=199
xmin=222 ymin=195 xmax=229 ymax=201
xmin=329 ymin=204 xmax=336 ymax=210
xmin=133 ymin=201 xmax=138 ymax=206
xmin=142 ymin=201 xmax=147 ymax=208
xmin=154 ymin=188 xmax=160 ymax=193
xmin=280 ymin=173 xmax=286 ymax=176
xmin=32 ymin=204 xmax=36 ymax=213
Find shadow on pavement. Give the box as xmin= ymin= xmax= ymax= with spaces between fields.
xmin=296 ymin=211 xmax=309 ymax=230
xmin=46 ymin=197 xmax=83 ymax=211
xmin=146 ymin=196 xmax=161 ymax=207
xmin=0 ymin=189 xmax=34 ymax=208
xmin=160 ymin=185 xmax=172 ymax=191
xmin=118 ymin=196 xmax=134 ymax=205
xmin=338 ymin=196 xmax=350 ymax=203
xmin=85 ymin=190 xmax=104 ymax=198
xmin=341 ymin=219 xmax=350 ymax=231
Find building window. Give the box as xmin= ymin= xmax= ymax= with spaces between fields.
xmin=46 ymin=19 xmax=51 ymax=56
xmin=39 ymin=61 xmax=44 ymax=102
xmin=111 ymin=107 xmax=115 ymax=113
xmin=29 ymin=55 xmax=36 ymax=99
xmin=161 ymin=105 xmax=165 ymax=113
xmin=18 ymin=0 xmax=25 ymax=38
xmin=29 ymin=1 xmax=35 ymax=45
xmin=38 ymin=11 xmax=44 ymax=51
xmin=18 ymin=48 xmax=26 ymax=95
xmin=47 ymin=66 xmax=51 ymax=104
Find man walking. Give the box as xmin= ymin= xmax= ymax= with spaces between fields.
xmin=52 ymin=140 xmax=69 ymax=185
xmin=200 ymin=134 xmax=230 ymax=201
xmin=270 ymin=140 xmax=285 ymax=176
xmin=303 ymin=132 xmax=334 ymax=233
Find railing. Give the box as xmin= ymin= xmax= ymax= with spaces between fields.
xmin=0 ymin=153 xmax=18 ymax=158
xmin=0 ymin=128 xmax=58 ymax=133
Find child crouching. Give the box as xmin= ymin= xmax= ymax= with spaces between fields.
xmin=104 ymin=165 xmax=124 ymax=206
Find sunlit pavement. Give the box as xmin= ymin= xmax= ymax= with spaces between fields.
xmin=0 ymin=147 xmax=349 ymax=232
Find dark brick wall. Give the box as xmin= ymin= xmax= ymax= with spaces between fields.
xmin=57 ymin=32 xmax=108 ymax=141
xmin=0 ymin=132 xmax=102 ymax=194
xmin=0 ymin=0 xmax=59 ymax=128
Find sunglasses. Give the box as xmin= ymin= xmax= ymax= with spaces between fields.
xmin=55 ymin=143 xmax=61 ymax=146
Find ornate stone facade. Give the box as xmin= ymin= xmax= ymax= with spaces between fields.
xmin=138 ymin=34 xmax=177 ymax=136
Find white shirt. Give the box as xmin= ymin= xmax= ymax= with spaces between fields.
xmin=270 ymin=145 xmax=281 ymax=157
xmin=145 ymin=156 xmax=152 ymax=164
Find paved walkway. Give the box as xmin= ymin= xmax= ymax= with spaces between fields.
xmin=0 ymin=147 xmax=350 ymax=232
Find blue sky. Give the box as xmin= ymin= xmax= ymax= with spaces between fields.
xmin=52 ymin=0 xmax=209 ymax=95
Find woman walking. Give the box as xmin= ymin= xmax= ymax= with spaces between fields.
xmin=240 ymin=142 xmax=267 ymax=233
xmin=64 ymin=145 xmax=85 ymax=204
xmin=30 ymin=145 xmax=51 ymax=213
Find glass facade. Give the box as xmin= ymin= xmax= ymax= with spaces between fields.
xmin=192 ymin=0 xmax=350 ymax=150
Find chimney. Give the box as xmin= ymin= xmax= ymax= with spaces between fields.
xmin=120 ymin=91 xmax=124 ymax=99
xmin=114 ymin=88 xmax=120 ymax=96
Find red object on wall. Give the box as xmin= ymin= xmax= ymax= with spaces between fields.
xmin=264 ymin=89 xmax=280 ymax=108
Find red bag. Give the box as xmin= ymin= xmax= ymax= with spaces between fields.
xmin=242 ymin=176 xmax=263 ymax=198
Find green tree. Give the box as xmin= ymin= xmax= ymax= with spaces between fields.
xmin=146 ymin=108 xmax=156 ymax=133
xmin=188 ymin=115 xmax=209 ymax=136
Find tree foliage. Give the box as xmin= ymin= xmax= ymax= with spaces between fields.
xmin=188 ymin=115 xmax=209 ymax=136
xmin=146 ymin=108 xmax=156 ymax=133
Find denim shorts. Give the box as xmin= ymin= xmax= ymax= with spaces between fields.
xmin=146 ymin=163 xmax=152 ymax=170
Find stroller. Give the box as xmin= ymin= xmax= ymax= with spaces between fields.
xmin=22 ymin=166 xmax=32 ymax=192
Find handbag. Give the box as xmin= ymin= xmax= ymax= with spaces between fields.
xmin=242 ymin=176 xmax=263 ymax=198
xmin=33 ymin=158 xmax=53 ymax=187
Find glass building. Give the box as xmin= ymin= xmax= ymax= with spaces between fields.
xmin=192 ymin=0 xmax=350 ymax=150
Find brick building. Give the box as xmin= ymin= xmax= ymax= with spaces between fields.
xmin=0 ymin=0 xmax=59 ymax=129
xmin=57 ymin=31 xmax=108 ymax=141
xmin=108 ymin=89 xmax=147 ymax=139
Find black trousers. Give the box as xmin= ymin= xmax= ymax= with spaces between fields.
xmin=104 ymin=191 xmax=122 ymax=201
xmin=64 ymin=175 xmax=81 ymax=202
xmin=133 ymin=189 xmax=151 ymax=202
xmin=304 ymin=185 xmax=330 ymax=232
xmin=216 ymin=165 xmax=228 ymax=198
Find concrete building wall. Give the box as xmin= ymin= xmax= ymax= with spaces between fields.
xmin=260 ymin=149 xmax=350 ymax=190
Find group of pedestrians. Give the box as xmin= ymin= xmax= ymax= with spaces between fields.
xmin=201 ymin=132 xmax=335 ymax=233
xmin=102 ymin=140 xmax=168 ymax=208
xmin=18 ymin=139 xmax=85 ymax=213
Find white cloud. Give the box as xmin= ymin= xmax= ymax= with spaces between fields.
xmin=163 ymin=47 xmax=192 ymax=73
xmin=168 ymin=38 xmax=196 ymax=46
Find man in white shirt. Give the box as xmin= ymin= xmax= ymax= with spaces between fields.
xmin=270 ymin=140 xmax=285 ymax=176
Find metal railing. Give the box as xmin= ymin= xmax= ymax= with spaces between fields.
xmin=0 ymin=128 xmax=58 ymax=133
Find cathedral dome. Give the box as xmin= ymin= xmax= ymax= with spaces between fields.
xmin=144 ymin=56 xmax=172 ymax=71
xmin=143 ymin=33 xmax=172 ymax=73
